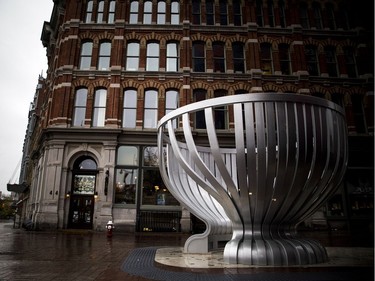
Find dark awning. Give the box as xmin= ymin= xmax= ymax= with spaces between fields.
xmin=7 ymin=183 xmax=28 ymax=193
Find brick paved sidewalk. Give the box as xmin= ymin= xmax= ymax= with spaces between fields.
xmin=0 ymin=220 xmax=373 ymax=281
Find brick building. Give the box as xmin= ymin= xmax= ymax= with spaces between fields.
xmin=18 ymin=0 xmax=373 ymax=234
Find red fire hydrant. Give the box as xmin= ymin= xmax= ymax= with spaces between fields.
xmin=106 ymin=220 xmax=114 ymax=238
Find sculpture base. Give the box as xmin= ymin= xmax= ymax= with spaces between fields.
xmin=224 ymin=237 xmax=328 ymax=266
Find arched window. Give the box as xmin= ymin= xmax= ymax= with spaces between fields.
xmin=123 ymin=89 xmax=137 ymax=128
xmin=233 ymin=0 xmax=242 ymax=26
xmin=85 ymin=0 xmax=93 ymax=23
xmin=144 ymin=89 xmax=158 ymax=128
xmin=92 ymin=89 xmax=107 ymax=127
xmin=344 ymin=47 xmax=357 ymax=78
xmin=98 ymin=41 xmax=111 ymax=70
xmin=192 ymin=41 xmax=205 ymax=72
xmin=219 ymin=0 xmax=228 ymax=25
xmin=166 ymin=42 xmax=179 ymax=71
xmin=74 ymin=157 xmax=97 ymax=171
xmin=126 ymin=42 xmax=140 ymax=71
xmin=157 ymin=1 xmax=166 ymax=24
xmin=129 ymin=1 xmax=139 ymax=24
xmin=73 ymin=88 xmax=88 ymax=126
xmin=171 ymin=1 xmax=180 ymax=24
xmin=213 ymin=42 xmax=225 ymax=72
xmin=206 ymin=0 xmax=214 ymax=25
xmin=325 ymin=46 xmax=338 ymax=77
xmin=194 ymin=89 xmax=207 ymax=129
xmin=268 ymin=0 xmax=275 ymax=27
xmin=305 ymin=45 xmax=319 ymax=76
xmin=260 ymin=43 xmax=273 ymax=74
xmin=143 ymin=1 xmax=153 ymax=24
xmin=79 ymin=41 xmax=93 ymax=70
xmin=192 ymin=0 xmax=201 ymax=24
xmin=165 ymin=90 xmax=179 ymax=128
xmin=146 ymin=42 xmax=160 ymax=71
xmin=312 ymin=2 xmax=323 ymax=29
xmin=214 ymin=90 xmax=227 ymax=129
xmin=232 ymin=42 xmax=245 ymax=73
xmin=299 ymin=2 xmax=309 ymax=28
xmin=108 ymin=1 xmax=116 ymax=23
xmin=278 ymin=0 xmax=286 ymax=28
xmin=326 ymin=3 xmax=336 ymax=30
xmin=256 ymin=0 xmax=264 ymax=27
xmin=97 ymin=0 xmax=105 ymax=23
xmin=279 ymin=44 xmax=291 ymax=75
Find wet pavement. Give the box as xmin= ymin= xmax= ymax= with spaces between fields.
xmin=0 ymin=220 xmax=373 ymax=281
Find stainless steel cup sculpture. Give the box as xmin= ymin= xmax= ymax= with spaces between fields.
xmin=158 ymin=93 xmax=348 ymax=266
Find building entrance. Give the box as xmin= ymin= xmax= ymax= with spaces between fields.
xmin=68 ymin=156 xmax=98 ymax=229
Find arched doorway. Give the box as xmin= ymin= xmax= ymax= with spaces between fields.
xmin=68 ymin=156 xmax=98 ymax=229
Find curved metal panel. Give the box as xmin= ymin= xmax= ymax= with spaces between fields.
xmin=158 ymin=93 xmax=348 ymax=266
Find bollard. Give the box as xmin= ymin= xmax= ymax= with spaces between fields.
xmin=106 ymin=220 xmax=114 ymax=238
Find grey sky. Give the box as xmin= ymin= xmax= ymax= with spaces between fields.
xmin=0 ymin=1 xmax=53 ymax=195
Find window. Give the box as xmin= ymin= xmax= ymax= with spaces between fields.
xmin=206 ymin=0 xmax=214 ymax=25
xmin=260 ymin=43 xmax=273 ymax=74
xmin=97 ymin=0 xmax=104 ymax=23
xmin=108 ymin=1 xmax=116 ymax=23
xmin=194 ymin=89 xmax=206 ymax=129
xmin=192 ymin=0 xmax=201 ymax=24
xmin=126 ymin=42 xmax=140 ymax=71
xmin=165 ymin=90 xmax=179 ymax=128
xmin=213 ymin=42 xmax=225 ymax=72
xmin=85 ymin=0 xmax=93 ymax=23
xmin=279 ymin=44 xmax=291 ymax=75
xmin=268 ymin=0 xmax=275 ymax=27
xmin=143 ymin=1 xmax=152 ymax=24
xmin=79 ymin=41 xmax=93 ymax=70
xmin=157 ymin=1 xmax=166 ymax=24
xmin=233 ymin=0 xmax=242 ymax=26
xmin=144 ymin=90 xmax=158 ymax=129
xmin=214 ymin=90 xmax=227 ymax=129
xmin=123 ymin=89 xmax=137 ymax=128
xmin=146 ymin=42 xmax=159 ymax=71
xmin=278 ymin=0 xmax=286 ymax=28
xmin=219 ymin=0 xmax=228 ymax=25
xmin=166 ymin=42 xmax=179 ymax=72
xmin=142 ymin=146 xmax=180 ymax=206
xmin=338 ymin=4 xmax=350 ymax=30
xmin=232 ymin=42 xmax=245 ymax=73
xmin=192 ymin=41 xmax=205 ymax=72
xmin=344 ymin=47 xmax=357 ymax=78
xmin=171 ymin=1 xmax=180 ymax=24
xmin=256 ymin=0 xmax=264 ymax=27
xmin=299 ymin=3 xmax=309 ymax=28
xmin=326 ymin=3 xmax=336 ymax=30
xmin=305 ymin=45 xmax=319 ymax=76
xmin=351 ymin=95 xmax=367 ymax=133
xmin=98 ymin=41 xmax=111 ymax=70
xmin=92 ymin=89 xmax=107 ymax=127
xmin=73 ymin=88 xmax=87 ymax=126
xmin=325 ymin=46 xmax=338 ymax=77
xmin=115 ymin=146 xmax=138 ymax=204
xmin=129 ymin=1 xmax=139 ymax=23
xmin=312 ymin=2 xmax=323 ymax=29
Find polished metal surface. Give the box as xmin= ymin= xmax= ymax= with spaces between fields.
xmin=157 ymin=93 xmax=348 ymax=266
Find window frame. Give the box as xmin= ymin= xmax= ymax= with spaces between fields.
xmin=143 ymin=89 xmax=158 ymax=129
xmin=232 ymin=42 xmax=245 ymax=73
xmin=98 ymin=41 xmax=111 ymax=70
xmin=305 ymin=45 xmax=320 ymax=76
xmin=97 ymin=0 xmax=105 ymax=23
xmin=108 ymin=1 xmax=116 ymax=23
xmin=194 ymin=89 xmax=207 ymax=129
xmin=325 ymin=46 xmax=338 ymax=77
xmin=146 ymin=42 xmax=160 ymax=71
xmin=192 ymin=41 xmax=206 ymax=72
xmin=219 ymin=0 xmax=228 ymax=25
xmin=85 ymin=0 xmax=93 ymax=23
xmin=233 ymin=0 xmax=242 ymax=26
xmin=166 ymin=42 xmax=179 ymax=72
xmin=122 ymin=89 xmax=138 ymax=128
xmin=73 ymin=88 xmax=88 ymax=127
xmin=192 ymin=0 xmax=201 ymax=24
xmin=206 ymin=0 xmax=215 ymax=25
xmin=129 ymin=1 xmax=139 ymax=24
xmin=165 ymin=90 xmax=179 ymax=129
xmin=92 ymin=88 xmax=107 ymax=127
xmin=171 ymin=1 xmax=180 ymax=24
xmin=260 ymin=43 xmax=273 ymax=74
xmin=126 ymin=41 xmax=140 ymax=71
xmin=278 ymin=43 xmax=291 ymax=75
xmin=212 ymin=41 xmax=226 ymax=73
xmin=79 ymin=41 xmax=93 ymax=70
xmin=143 ymin=1 xmax=153 ymax=24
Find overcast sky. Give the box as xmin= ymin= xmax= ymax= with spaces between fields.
xmin=0 ymin=1 xmax=53 ymax=196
